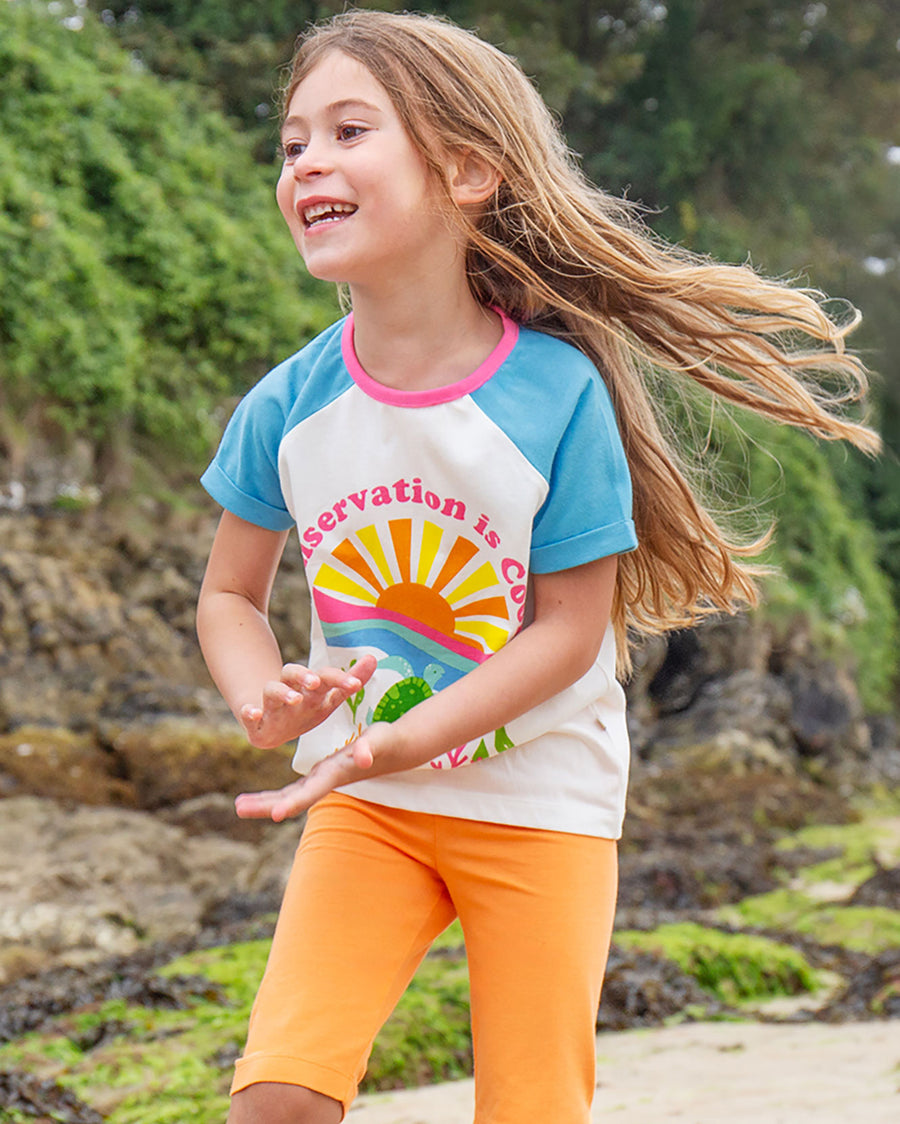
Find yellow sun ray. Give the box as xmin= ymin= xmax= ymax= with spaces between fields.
xmin=445 ymin=562 xmax=500 ymax=604
xmin=416 ymin=521 xmax=444 ymax=585
xmin=356 ymin=524 xmax=395 ymax=586
xmin=455 ymin=620 xmax=510 ymax=652
xmin=315 ymin=563 xmax=379 ymax=604
xmin=332 ymin=538 xmax=385 ymax=594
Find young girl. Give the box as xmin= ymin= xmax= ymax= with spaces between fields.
xmin=197 ymin=10 xmax=879 ymax=1123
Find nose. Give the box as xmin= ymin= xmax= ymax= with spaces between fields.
xmin=292 ymin=135 xmax=332 ymax=181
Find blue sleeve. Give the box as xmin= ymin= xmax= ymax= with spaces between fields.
xmin=200 ymin=380 xmax=295 ymax=532
xmin=530 ymin=373 xmax=637 ymax=573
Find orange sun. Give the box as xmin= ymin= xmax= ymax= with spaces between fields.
xmin=312 ymin=518 xmax=512 ymax=653
xmin=377 ymin=581 xmax=457 ymax=635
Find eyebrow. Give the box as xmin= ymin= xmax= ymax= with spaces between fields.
xmin=281 ymin=99 xmax=383 ymax=134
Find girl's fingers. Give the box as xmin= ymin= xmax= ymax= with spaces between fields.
xmin=282 ymin=664 xmax=320 ymax=692
xmin=305 ymin=667 xmax=360 ymax=697
xmin=234 ymin=790 xmax=279 ymax=819
xmin=235 ymin=780 xmax=310 ymax=820
xmin=262 ymin=680 xmax=300 ymax=708
xmin=284 ymin=655 xmax=377 ymax=698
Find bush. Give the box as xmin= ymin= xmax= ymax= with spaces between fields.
xmin=0 ymin=1 xmax=334 ymax=463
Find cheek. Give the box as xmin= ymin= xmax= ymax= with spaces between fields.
xmin=275 ymin=170 xmax=297 ymax=225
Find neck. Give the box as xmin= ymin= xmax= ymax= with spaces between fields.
xmin=347 ymin=266 xmax=502 ymax=392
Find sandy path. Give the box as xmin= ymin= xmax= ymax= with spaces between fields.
xmin=348 ymin=1020 xmax=900 ymax=1123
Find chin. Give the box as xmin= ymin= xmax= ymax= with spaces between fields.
xmin=304 ymin=263 xmax=350 ymax=284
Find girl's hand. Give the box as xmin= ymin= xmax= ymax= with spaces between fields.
xmin=239 ymin=654 xmax=377 ymax=750
xmin=234 ymin=723 xmax=388 ymax=821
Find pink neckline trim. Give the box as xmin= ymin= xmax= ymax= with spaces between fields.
xmin=341 ymin=310 xmax=519 ymax=407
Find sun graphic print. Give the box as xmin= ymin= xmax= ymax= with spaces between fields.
xmin=311 ymin=517 xmax=512 ymax=686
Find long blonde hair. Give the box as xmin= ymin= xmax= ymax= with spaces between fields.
xmin=284 ymin=9 xmax=880 ymax=670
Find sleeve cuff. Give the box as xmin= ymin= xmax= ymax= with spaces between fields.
xmin=200 ymin=463 xmax=295 ymax=532
xmin=530 ymin=519 xmax=637 ymax=574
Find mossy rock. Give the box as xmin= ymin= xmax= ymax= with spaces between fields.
xmin=0 ymin=923 xmax=472 ymax=1123
xmin=113 ymin=720 xmax=296 ymax=809
xmin=718 ymin=890 xmax=900 ymax=955
xmin=0 ymin=726 xmax=135 ymax=805
xmin=616 ymin=922 xmax=819 ymax=1003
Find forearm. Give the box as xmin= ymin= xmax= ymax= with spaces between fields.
xmin=362 ymin=612 xmax=598 ymax=776
xmin=198 ymin=514 xmax=376 ymax=752
xmin=197 ymin=588 xmax=285 ymax=721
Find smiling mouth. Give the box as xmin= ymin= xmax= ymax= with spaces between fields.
xmin=303 ymin=202 xmax=358 ymax=228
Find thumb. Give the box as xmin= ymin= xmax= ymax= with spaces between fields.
xmin=351 ymin=736 xmax=374 ymax=770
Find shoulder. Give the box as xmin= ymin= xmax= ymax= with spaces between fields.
xmin=471 ymin=325 xmax=619 ymax=462
xmin=508 ymin=325 xmax=600 ymax=383
xmin=487 ymin=325 xmax=614 ymax=417
xmin=240 ymin=317 xmax=349 ymax=427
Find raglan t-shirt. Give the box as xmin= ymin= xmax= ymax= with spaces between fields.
xmin=201 ymin=311 xmax=638 ymax=837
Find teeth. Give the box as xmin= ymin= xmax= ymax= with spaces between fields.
xmin=303 ymin=201 xmax=356 ymax=225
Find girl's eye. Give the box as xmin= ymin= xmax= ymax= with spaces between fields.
xmin=281 ymin=141 xmax=306 ymax=161
xmin=337 ymin=124 xmax=366 ymax=142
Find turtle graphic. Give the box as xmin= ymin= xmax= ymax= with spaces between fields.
xmin=367 ymin=656 xmax=445 ymax=724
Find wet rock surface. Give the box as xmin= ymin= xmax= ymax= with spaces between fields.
xmin=616 ymin=763 xmax=856 ymax=919
xmin=0 ymin=940 xmax=231 ymax=1044
xmin=849 ymin=864 xmax=900 ymax=908
xmin=817 ymin=948 xmax=900 ymax=1021
xmin=0 ymin=507 xmax=898 ymax=1121
xmin=597 ymin=944 xmax=725 ymax=1029
xmin=0 ymin=1070 xmax=104 ymax=1124
xmin=0 ymin=795 xmax=300 ymax=984
xmin=0 ymin=507 xmax=309 ymax=811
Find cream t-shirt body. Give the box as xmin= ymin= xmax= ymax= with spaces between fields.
xmin=202 ymin=312 xmax=638 ymax=837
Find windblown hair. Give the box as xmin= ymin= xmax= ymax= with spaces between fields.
xmin=284 ymin=9 xmax=880 ymax=671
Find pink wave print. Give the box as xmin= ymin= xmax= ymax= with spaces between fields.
xmin=313 ymin=588 xmax=489 ymax=664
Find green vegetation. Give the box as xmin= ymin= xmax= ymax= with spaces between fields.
xmin=1 ymin=1 xmax=895 ymax=701
xmin=0 ymin=923 xmax=474 ymax=1123
xmin=776 ymin=816 xmax=900 ymax=887
xmin=717 ymin=414 xmax=897 ymax=710
xmin=0 ymin=0 xmax=335 ymax=462
xmin=719 ymin=892 xmax=900 ymax=955
xmin=718 ymin=813 xmax=900 ymax=953
xmin=366 ymin=953 xmax=472 ymax=1090
xmin=2 ymin=814 xmax=899 ymax=1118
xmin=616 ymin=922 xmax=819 ymax=1003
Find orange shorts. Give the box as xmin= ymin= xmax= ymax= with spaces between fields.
xmin=232 ymin=792 xmax=617 ymax=1123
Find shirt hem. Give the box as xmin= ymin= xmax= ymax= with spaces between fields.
xmin=334 ymin=779 xmax=625 ymax=839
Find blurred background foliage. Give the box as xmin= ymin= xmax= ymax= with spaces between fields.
xmin=1 ymin=0 xmax=898 ymax=706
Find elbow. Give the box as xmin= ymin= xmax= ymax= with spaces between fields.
xmin=574 ymin=640 xmax=602 ymax=681
xmin=561 ymin=629 xmax=604 ymax=684
xmin=196 ymin=581 xmax=215 ymax=640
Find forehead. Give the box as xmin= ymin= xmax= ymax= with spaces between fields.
xmin=286 ymin=50 xmax=393 ymax=118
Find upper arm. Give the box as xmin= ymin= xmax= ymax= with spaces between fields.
xmin=531 ymin=554 xmax=618 ymax=666
xmin=199 ymin=510 xmax=291 ymax=614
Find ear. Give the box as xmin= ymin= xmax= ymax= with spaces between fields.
xmin=447 ymin=149 xmax=501 ymax=208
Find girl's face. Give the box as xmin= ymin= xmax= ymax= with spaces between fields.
xmin=277 ymin=51 xmax=455 ymax=290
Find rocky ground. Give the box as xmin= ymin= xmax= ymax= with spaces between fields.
xmin=1 ymin=505 xmax=899 ymax=1122
xmin=1 ymin=764 xmax=899 ymax=1123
